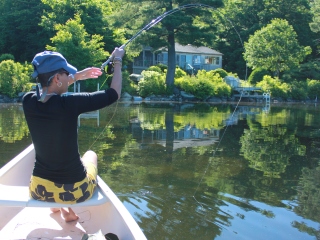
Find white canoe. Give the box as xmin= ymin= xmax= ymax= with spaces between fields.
xmin=0 ymin=144 xmax=147 ymax=240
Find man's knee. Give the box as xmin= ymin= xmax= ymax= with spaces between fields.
xmin=82 ymin=150 xmax=98 ymax=166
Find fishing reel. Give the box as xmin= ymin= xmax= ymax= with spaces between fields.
xmin=101 ymin=55 xmax=116 ymax=75
xmin=106 ymin=61 xmax=114 ymax=75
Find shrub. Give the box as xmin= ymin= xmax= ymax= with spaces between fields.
xmin=256 ymin=75 xmax=289 ymax=99
xmin=147 ymin=65 xmax=162 ymax=73
xmin=0 ymin=54 xmax=15 ymax=62
xmin=211 ymin=68 xmax=228 ymax=78
xmin=175 ymin=70 xmax=231 ymax=100
xmin=0 ymin=60 xmax=33 ymax=98
xmin=138 ymin=70 xmax=167 ymax=97
xmin=175 ymin=67 xmax=187 ymax=78
xmin=288 ymin=81 xmax=307 ymax=100
xmin=248 ymin=68 xmax=271 ymax=85
xmin=307 ymin=79 xmax=320 ymax=100
xmin=198 ymin=70 xmax=231 ymax=97
xmin=175 ymin=75 xmax=209 ymax=99
xmin=156 ymin=63 xmax=167 ymax=72
xmin=122 ymin=71 xmax=138 ymax=95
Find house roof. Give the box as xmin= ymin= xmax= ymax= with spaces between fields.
xmin=161 ymin=43 xmax=223 ymax=55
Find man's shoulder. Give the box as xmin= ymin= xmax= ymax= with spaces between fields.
xmin=22 ymin=91 xmax=36 ymax=103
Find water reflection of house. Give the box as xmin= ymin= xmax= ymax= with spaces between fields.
xmin=130 ymin=120 xmax=220 ymax=150
xmin=133 ymin=43 xmax=223 ymax=74
xmin=224 ymin=105 xmax=270 ymax=126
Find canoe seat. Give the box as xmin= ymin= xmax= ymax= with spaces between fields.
xmin=0 ymin=183 xmax=109 ymax=208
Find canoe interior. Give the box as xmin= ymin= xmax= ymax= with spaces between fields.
xmin=0 ymin=145 xmax=146 ymax=240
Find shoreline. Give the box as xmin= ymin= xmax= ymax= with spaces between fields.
xmin=0 ymin=92 xmax=318 ymax=106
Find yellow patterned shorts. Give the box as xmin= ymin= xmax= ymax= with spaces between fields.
xmin=29 ymin=162 xmax=97 ymax=204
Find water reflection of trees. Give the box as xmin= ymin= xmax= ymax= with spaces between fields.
xmin=240 ymin=125 xmax=306 ymax=178
xmin=0 ymin=105 xmax=29 ymax=143
xmin=73 ymin=103 xmax=320 ymax=239
xmin=295 ymin=161 xmax=320 ymax=222
xmin=293 ymin=145 xmax=320 ymax=239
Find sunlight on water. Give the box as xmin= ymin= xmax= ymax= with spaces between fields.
xmin=1 ymin=102 xmax=320 ymax=239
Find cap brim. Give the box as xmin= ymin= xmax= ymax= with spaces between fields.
xmin=63 ymin=63 xmax=77 ymax=75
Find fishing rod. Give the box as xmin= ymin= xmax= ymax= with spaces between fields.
xmin=100 ymin=3 xmax=245 ymax=76
xmin=91 ymin=3 xmax=227 ymax=149
xmin=96 ymin=3 xmax=247 ymax=207
xmin=95 ymin=2 xmax=246 ymax=141
xmin=100 ymin=4 xmax=212 ymax=70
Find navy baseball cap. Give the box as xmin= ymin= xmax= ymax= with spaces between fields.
xmin=31 ymin=51 xmax=77 ymax=78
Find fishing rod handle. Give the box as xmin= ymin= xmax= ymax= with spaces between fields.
xmin=100 ymin=45 xmax=126 ymax=70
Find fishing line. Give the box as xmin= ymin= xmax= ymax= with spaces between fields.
xmin=100 ymin=3 xmax=248 ymax=80
xmin=89 ymin=4 xmax=247 ymax=192
xmin=86 ymin=100 xmax=119 ymax=151
xmin=192 ymin=94 xmax=244 ymax=209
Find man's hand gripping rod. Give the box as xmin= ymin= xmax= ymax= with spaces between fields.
xmin=100 ymin=44 xmax=126 ymax=72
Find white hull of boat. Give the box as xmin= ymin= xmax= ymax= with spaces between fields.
xmin=0 ymin=144 xmax=147 ymax=240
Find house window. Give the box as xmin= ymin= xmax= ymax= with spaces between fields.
xmin=205 ymin=56 xmax=220 ymax=65
xmin=205 ymin=56 xmax=214 ymax=64
xmin=145 ymin=51 xmax=153 ymax=67
xmin=215 ymin=57 xmax=220 ymax=65
xmin=157 ymin=53 xmax=168 ymax=64
xmin=163 ymin=53 xmax=168 ymax=63
xmin=192 ymin=55 xmax=201 ymax=64
xmin=134 ymin=53 xmax=143 ymax=67
xmin=178 ymin=55 xmax=186 ymax=68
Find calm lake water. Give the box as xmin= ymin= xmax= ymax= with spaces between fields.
xmin=0 ymin=101 xmax=320 ymax=240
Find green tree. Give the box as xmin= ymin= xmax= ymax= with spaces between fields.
xmin=213 ymin=0 xmax=315 ymax=79
xmin=46 ymin=15 xmax=107 ymax=91
xmin=248 ymin=68 xmax=271 ymax=85
xmin=307 ymin=79 xmax=320 ymax=100
xmin=47 ymin=15 xmax=107 ymax=69
xmin=310 ymin=0 xmax=320 ymax=34
xmin=0 ymin=0 xmax=49 ymax=61
xmin=259 ymin=0 xmax=316 ymax=57
xmin=310 ymin=0 xmax=320 ymax=55
xmin=112 ymin=0 xmax=223 ymax=89
xmin=0 ymin=60 xmax=33 ymax=98
xmin=244 ymin=19 xmax=311 ymax=77
xmin=213 ymin=0 xmax=265 ymax=79
xmin=41 ymin=0 xmax=121 ymax=54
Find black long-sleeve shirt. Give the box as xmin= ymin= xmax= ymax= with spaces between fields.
xmin=22 ymin=88 xmax=118 ymax=184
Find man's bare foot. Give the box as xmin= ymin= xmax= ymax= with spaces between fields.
xmin=60 ymin=207 xmax=79 ymax=222
xmin=50 ymin=208 xmax=60 ymax=213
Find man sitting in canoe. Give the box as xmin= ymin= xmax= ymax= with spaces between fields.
xmin=22 ymin=48 xmax=125 ymax=222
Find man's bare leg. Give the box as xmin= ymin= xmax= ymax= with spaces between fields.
xmin=50 ymin=207 xmax=79 ymax=222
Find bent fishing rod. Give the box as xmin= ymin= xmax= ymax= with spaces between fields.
xmin=100 ymin=3 xmax=244 ymax=73
xmin=95 ymin=3 xmax=247 ymax=205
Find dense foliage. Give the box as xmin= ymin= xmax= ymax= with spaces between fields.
xmin=138 ymin=70 xmax=167 ymax=98
xmin=136 ymin=67 xmax=232 ymax=100
xmin=0 ymin=60 xmax=33 ymax=98
xmin=244 ymin=19 xmax=311 ymax=77
xmin=0 ymin=0 xmax=319 ymax=100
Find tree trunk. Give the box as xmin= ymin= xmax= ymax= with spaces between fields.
xmin=166 ymin=32 xmax=176 ymax=88
xmin=165 ymin=2 xmax=176 ymax=90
